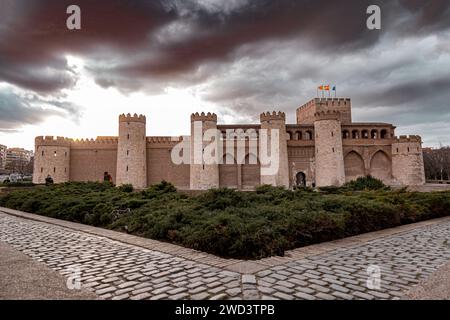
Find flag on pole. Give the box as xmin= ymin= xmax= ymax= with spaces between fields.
xmin=332 ymin=86 xmax=337 ymax=98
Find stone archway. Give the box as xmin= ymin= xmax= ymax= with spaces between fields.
xmin=296 ymin=172 xmax=306 ymax=187
xmin=370 ymin=150 xmax=392 ymax=183
xmin=344 ymin=151 xmax=365 ymax=182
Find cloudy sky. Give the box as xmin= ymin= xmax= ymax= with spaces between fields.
xmin=0 ymin=0 xmax=449 ymax=150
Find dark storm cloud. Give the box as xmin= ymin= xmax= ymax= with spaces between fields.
xmin=1 ymin=0 xmax=448 ymax=91
xmin=0 ymin=0 xmax=450 ymax=144
xmin=0 ymin=88 xmax=80 ymax=131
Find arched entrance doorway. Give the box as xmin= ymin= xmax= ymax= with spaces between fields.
xmin=296 ymin=172 xmax=306 ymax=187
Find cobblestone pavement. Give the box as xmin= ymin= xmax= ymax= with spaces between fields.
xmin=1 ymin=211 xmax=450 ymax=300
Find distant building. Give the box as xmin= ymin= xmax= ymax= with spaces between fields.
xmin=6 ymin=148 xmax=33 ymax=165
xmin=0 ymin=144 xmax=7 ymax=171
xmin=32 ymin=97 xmax=426 ymax=188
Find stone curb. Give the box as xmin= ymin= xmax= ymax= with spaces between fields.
xmin=1 ymin=206 xmax=450 ymax=274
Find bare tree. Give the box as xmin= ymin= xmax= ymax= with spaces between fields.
xmin=424 ymin=145 xmax=450 ymax=181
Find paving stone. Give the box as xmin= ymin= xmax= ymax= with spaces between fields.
xmin=96 ymin=286 xmax=116 ymax=295
xmin=130 ymin=292 xmax=152 ymax=300
xmin=225 ymin=288 xmax=242 ymax=297
xmin=242 ymin=274 xmax=256 ymax=284
xmin=273 ymin=292 xmax=295 ymax=300
xmin=191 ymin=292 xmax=210 ymax=300
xmin=352 ymin=291 xmax=375 ymax=300
xmin=315 ymin=292 xmax=337 ymax=300
xmin=294 ymin=291 xmax=316 ymax=300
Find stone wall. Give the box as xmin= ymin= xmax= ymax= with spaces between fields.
xmin=392 ymin=136 xmax=426 ymax=185
xmin=314 ymin=111 xmax=346 ymax=187
xmin=33 ymin=136 xmax=71 ymax=184
xmin=116 ymin=114 xmax=147 ymax=189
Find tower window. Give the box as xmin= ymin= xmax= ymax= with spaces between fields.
xmin=53 ymin=167 xmax=56 ymax=173
xmin=127 ymin=150 xmax=129 ymax=156
xmin=396 ymin=148 xmax=399 ymax=153
xmin=126 ymin=165 xmax=129 ymax=172
xmin=42 ymin=150 xmax=44 ymax=156
xmin=41 ymin=168 xmax=43 ymax=173
xmin=65 ymin=168 xmax=67 ymax=173
xmin=54 ymin=151 xmax=57 ymax=157
xmin=332 ymin=147 xmax=335 ymax=153
xmin=407 ymin=147 xmax=410 ymax=152
xmin=127 ymin=134 xmax=130 ymax=140
xmin=331 ymin=132 xmax=334 ymax=137
xmin=65 ymin=152 xmax=67 ymax=157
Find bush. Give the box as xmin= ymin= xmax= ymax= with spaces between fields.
xmin=118 ymin=184 xmax=134 ymax=193
xmin=1 ymin=181 xmax=449 ymax=259
xmin=344 ymin=175 xmax=389 ymax=191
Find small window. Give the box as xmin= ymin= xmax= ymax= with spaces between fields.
xmin=332 ymin=147 xmax=335 ymax=153
xmin=396 ymin=148 xmax=399 ymax=153
xmin=127 ymin=150 xmax=129 ymax=156
xmin=126 ymin=165 xmax=128 ymax=172
xmin=53 ymin=167 xmax=56 ymax=173
xmin=54 ymin=151 xmax=57 ymax=157
xmin=42 ymin=150 xmax=44 ymax=156
xmin=65 ymin=168 xmax=67 ymax=173
xmin=40 ymin=168 xmax=43 ymax=173
xmin=331 ymin=132 xmax=334 ymax=137
xmin=407 ymin=147 xmax=410 ymax=152
xmin=127 ymin=134 xmax=130 ymax=140
xmin=65 ymin=152 xmax=67 ymax=157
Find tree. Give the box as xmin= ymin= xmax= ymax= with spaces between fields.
xmin=423 ymin=145 xmax=450 ymax=181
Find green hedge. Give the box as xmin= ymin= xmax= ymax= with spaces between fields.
xmin=0 ymin=181 xmax=449 ymax=259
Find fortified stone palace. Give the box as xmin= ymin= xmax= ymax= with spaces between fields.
xmin=33 ymin=97 xmax=425 ymax=189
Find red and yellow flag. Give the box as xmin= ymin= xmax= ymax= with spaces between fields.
xmin=318 ymin=85 xmax=330 ymax=90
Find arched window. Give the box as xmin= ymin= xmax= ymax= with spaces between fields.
xmin=362 ymin=130 xmax=369 ymax=139
xmin=352 ymin=130 xmax=360 ymax=139
xmin=295 ymin=131 xmax=302 ymax=140
xmin=371 ymin=129 xmax=378 ymax=139
xmin=305 ymin=130 xmax=313 ymax=140
xmin=380 ymin=129 xmax=388 ymax=139
xmin=342 ymin=130 xmax=350 ymax=139
xmin=286 ymin=131 xmax=292 ymax=140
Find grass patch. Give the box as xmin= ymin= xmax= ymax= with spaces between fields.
xmin=0 ymin=180 xmax=449 ymax=259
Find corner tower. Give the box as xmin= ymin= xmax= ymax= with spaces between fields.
xmin=314 ymin=110 xmax=345 ymax=187
xmin=33 ymin=136 xmax=71 ymax=184
xmin=116 ymin=113 xmax=147 ymax=188
xmin=392 ymin=135 xmax=425 ymax=185
xmin=190 ymin=112 xmax=220 ymax=190
xmin=259 ymin=111 xmax=289 ymax=188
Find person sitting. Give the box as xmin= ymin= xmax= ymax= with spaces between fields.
xmin=45 ymin=175 xmax=54 ymax=185
xmin=103 ymin=171 xmax=110 ymax=182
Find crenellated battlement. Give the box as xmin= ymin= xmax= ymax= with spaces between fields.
xmin=146 ymin=136 xmax=179 ymax=144
xmin=190 ymin=112 xmax=217 ymax=122
xmin=260 ymin=111 xmax=286 ymax=122
xmin=119 ymin=113 xmax=146 ymax=123
xmin=314 ymin=110 xmax=341 ymax=121
xmin=71 ymin=137 xmax=119 ymax=145
xmin=35 ymin=136 xmax=72 ymax=147
xmin=394 ymin=135 xmax=422 ymax=143
xmin=298 ymin=98 xmax=351 ymax=109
